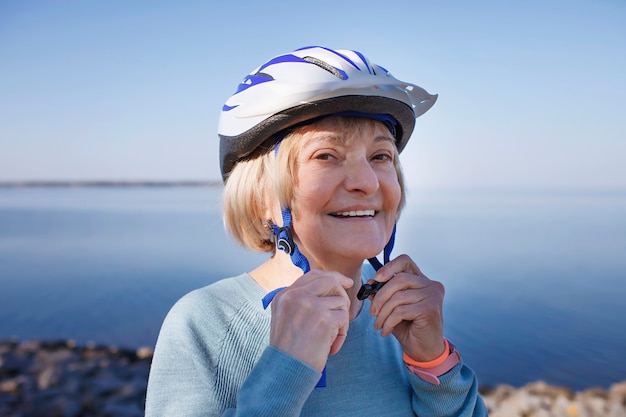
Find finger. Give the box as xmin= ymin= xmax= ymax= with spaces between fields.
xmin=313 ymin=307 xmax=350 ymax=358
xmin=370 ymin=271 xmax=438 ymax=315
xmin=367 ymin=254 xmax=423 ymax=307
xmin=373 ymin=254 xmax=423 ymax=283
xmin=270 ymin=297 xmax=350 ymax=370
xmin=373 ymin=287 xmax=419 ymax=332
xmin=378 ymin=302 xmax=415 ymax=337
xmin=298 ymin=270 xmax=354 ymax=294
xmin=319 ymin=294 xmax=352 ymax=312
xmin=314 ymin=269 xmax=354 ymax=285
xmin=329 ymin=321 xmax=349 ymax=355
xmin=274 ymin=292 xmax=350 ymax=320
xmin=373 ymin=278 xmax=444 ymax=326
xmin=376 ymin=287 xmax=444 ymax=338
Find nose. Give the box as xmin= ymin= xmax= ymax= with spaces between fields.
xmin=343 ymin=157 xmax=379 ymax=195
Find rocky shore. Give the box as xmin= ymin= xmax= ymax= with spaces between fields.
xmin=0 ymin=339 xmax=151 ymax=417
xmin=1 ymin=339 xmax=625 ymax=417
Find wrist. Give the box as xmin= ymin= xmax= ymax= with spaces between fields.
xmin=403 ymin=339 xmax=450 ymax=368
xmin=403 ymin=339 xmax=461 ymax=385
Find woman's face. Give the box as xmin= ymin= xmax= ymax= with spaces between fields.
xmin=289 ymin=118 xmax=402 ymax=270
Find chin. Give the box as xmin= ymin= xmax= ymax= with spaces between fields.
xmin=343 ymin=246 xmax=387 ymax=263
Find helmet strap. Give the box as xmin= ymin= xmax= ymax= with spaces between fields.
xmin=269 ymin=207 xmax=311 ymax=274
xmin=262 ymin=208 xmax=323 ymax=386
xmin=367 ymin=223 xmax=397 ymax=271
xmin=267 ymin=137 xmax=311 ymax=274
xmin=261 ymin=207 xmax=309 ymax=309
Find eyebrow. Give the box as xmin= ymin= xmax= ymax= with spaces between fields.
xmin=306 ymin=132 xmax=395 ymax=146
xmin=373 ymin=135 xmax=395 ymax=144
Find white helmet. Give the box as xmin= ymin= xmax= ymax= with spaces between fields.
xmin=218 ymin=46 xmax=437 ymax=180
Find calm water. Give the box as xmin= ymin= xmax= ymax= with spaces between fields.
xmin=0 ymin=186 xmax=624 ymax=391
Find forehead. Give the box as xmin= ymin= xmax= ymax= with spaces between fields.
xmin=297 ymin=116 xmax=396 ymax=147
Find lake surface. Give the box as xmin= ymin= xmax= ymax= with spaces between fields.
xmin=0 ymin=186 xmax=624 ymax=391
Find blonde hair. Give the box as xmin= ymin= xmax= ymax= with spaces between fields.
xmin=222 ymin=116 xmax=406 ymax=252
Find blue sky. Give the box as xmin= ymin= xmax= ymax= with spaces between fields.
xmin=1 ymin=0 xmax=625 ymax=189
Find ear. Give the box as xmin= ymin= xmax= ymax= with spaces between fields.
xmin=263 ymin=197 xmax=283 ymax=227
xmin=261 ymin=219 xmax=275 ymax=244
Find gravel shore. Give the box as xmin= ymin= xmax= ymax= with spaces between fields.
xmin=1 ymin=339 xmax=624 ymax=416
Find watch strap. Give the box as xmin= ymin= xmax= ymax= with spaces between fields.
xmin=406 ymin=341 xmax=460 ymax=385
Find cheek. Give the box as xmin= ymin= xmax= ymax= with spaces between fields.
xmin=383 ymin=173 xmax=402 ymax=211
xmin=294 ymin=167 xmax=333 ymax=202
xmin=290 ymin=180 xmax=327 ymax=220
xmin=393 ymin=185 xmax=402 ymax=208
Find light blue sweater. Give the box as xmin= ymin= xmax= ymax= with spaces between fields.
xmin=145 ymin=272 xmax=487 ymax=416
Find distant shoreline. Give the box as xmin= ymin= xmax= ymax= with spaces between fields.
xmin=2 ymin=182 xmax=626 ymax=200
xmin=0 ymin=180 xmax=223 ymax=188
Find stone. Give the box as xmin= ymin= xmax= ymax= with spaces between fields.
xmin=37 ymin=365 xmax=63 ymax=390
xmin=609 ymin=381 xmax=626 ymax=405
xmin=136 ymin=346 xmax=153 ymax=360
xmin=0 ymin=377 xmax=20 ymax=394
xmin=1 ymin=337 xmax=625 ymax=417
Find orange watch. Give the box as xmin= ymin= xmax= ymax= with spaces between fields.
xmin=405 ymin=340 xmax=461 ymax=385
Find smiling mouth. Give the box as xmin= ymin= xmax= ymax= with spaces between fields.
xmin=330 ymin=210 xmax=377 ymax=218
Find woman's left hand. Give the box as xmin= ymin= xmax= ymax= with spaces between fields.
xmin=368 ymin=254 xmax=446 ymax=362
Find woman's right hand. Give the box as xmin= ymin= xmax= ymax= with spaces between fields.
xmin=269 ymin=270 xmax=353 ymax=371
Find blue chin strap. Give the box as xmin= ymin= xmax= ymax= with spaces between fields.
xmin=272 ymin=207 xmax=311 ymax=274
xmin=261 ymin=138 xmax=311 ymax=309
xmin=261 ymin=207 xmax=310 ymax=310
xmin=260 ymin=206 xmax=326 ymax=385
xmin=367 ymin=223 xmax=396 ymax=271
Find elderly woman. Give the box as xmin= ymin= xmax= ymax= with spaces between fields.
xmin=146 ymin=46 xmax=487 ymax=416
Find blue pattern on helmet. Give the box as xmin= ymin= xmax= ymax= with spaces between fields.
xmin=322 ymin=47 xmax=361 ymax=71
xmin=234 ymin=74 xmax=273 ymax=95
xmin=232 ymin=54 xmax=307 ymax=96
xmin=222 ymin=104 xmax=238 ymax=112
xmin=257 ymin=53 xmax=308 ymax=73
xmin=353 ymin=50 xmax=373 ymax=75
xmin=377 ymin=64 xmax=390 ymax=74
xmin=230 ymin=47 xmax=378 ymax=102
xmin=294 ymin=46 xmax=362 ymax=73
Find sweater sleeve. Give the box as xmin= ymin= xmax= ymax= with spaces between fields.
xmin=145 ymin=290 xmax=226 ymax=417
xmin=145 ymin=277 xmax=322 ymax=417
xmin=146 ymin=306 xmax=320 ymax=417
xmin=223 ymin=346 xmax=321 ymax=417
xmin=407 ymin=359 xmax=488 ymax=417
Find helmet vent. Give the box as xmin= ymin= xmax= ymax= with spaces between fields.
xmin=254 ymin=71 xmax=274 ymax=80
xmin=303 ymin=56 xmax=347 ymax=80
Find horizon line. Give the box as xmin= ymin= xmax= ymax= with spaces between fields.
xmin=0 ymin=180 xmax=224 ymax=188
xmin=0 ymin=180 xmax=624 ymax=194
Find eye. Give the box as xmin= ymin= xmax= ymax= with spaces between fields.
xmin=314 ymin=152 xmax=336 ymax=161
xmin=372 ymin=152 xmax=393 ymax=162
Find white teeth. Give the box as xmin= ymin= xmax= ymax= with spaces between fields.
xmin=335 ymin=210 xmax=375 ymax=217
